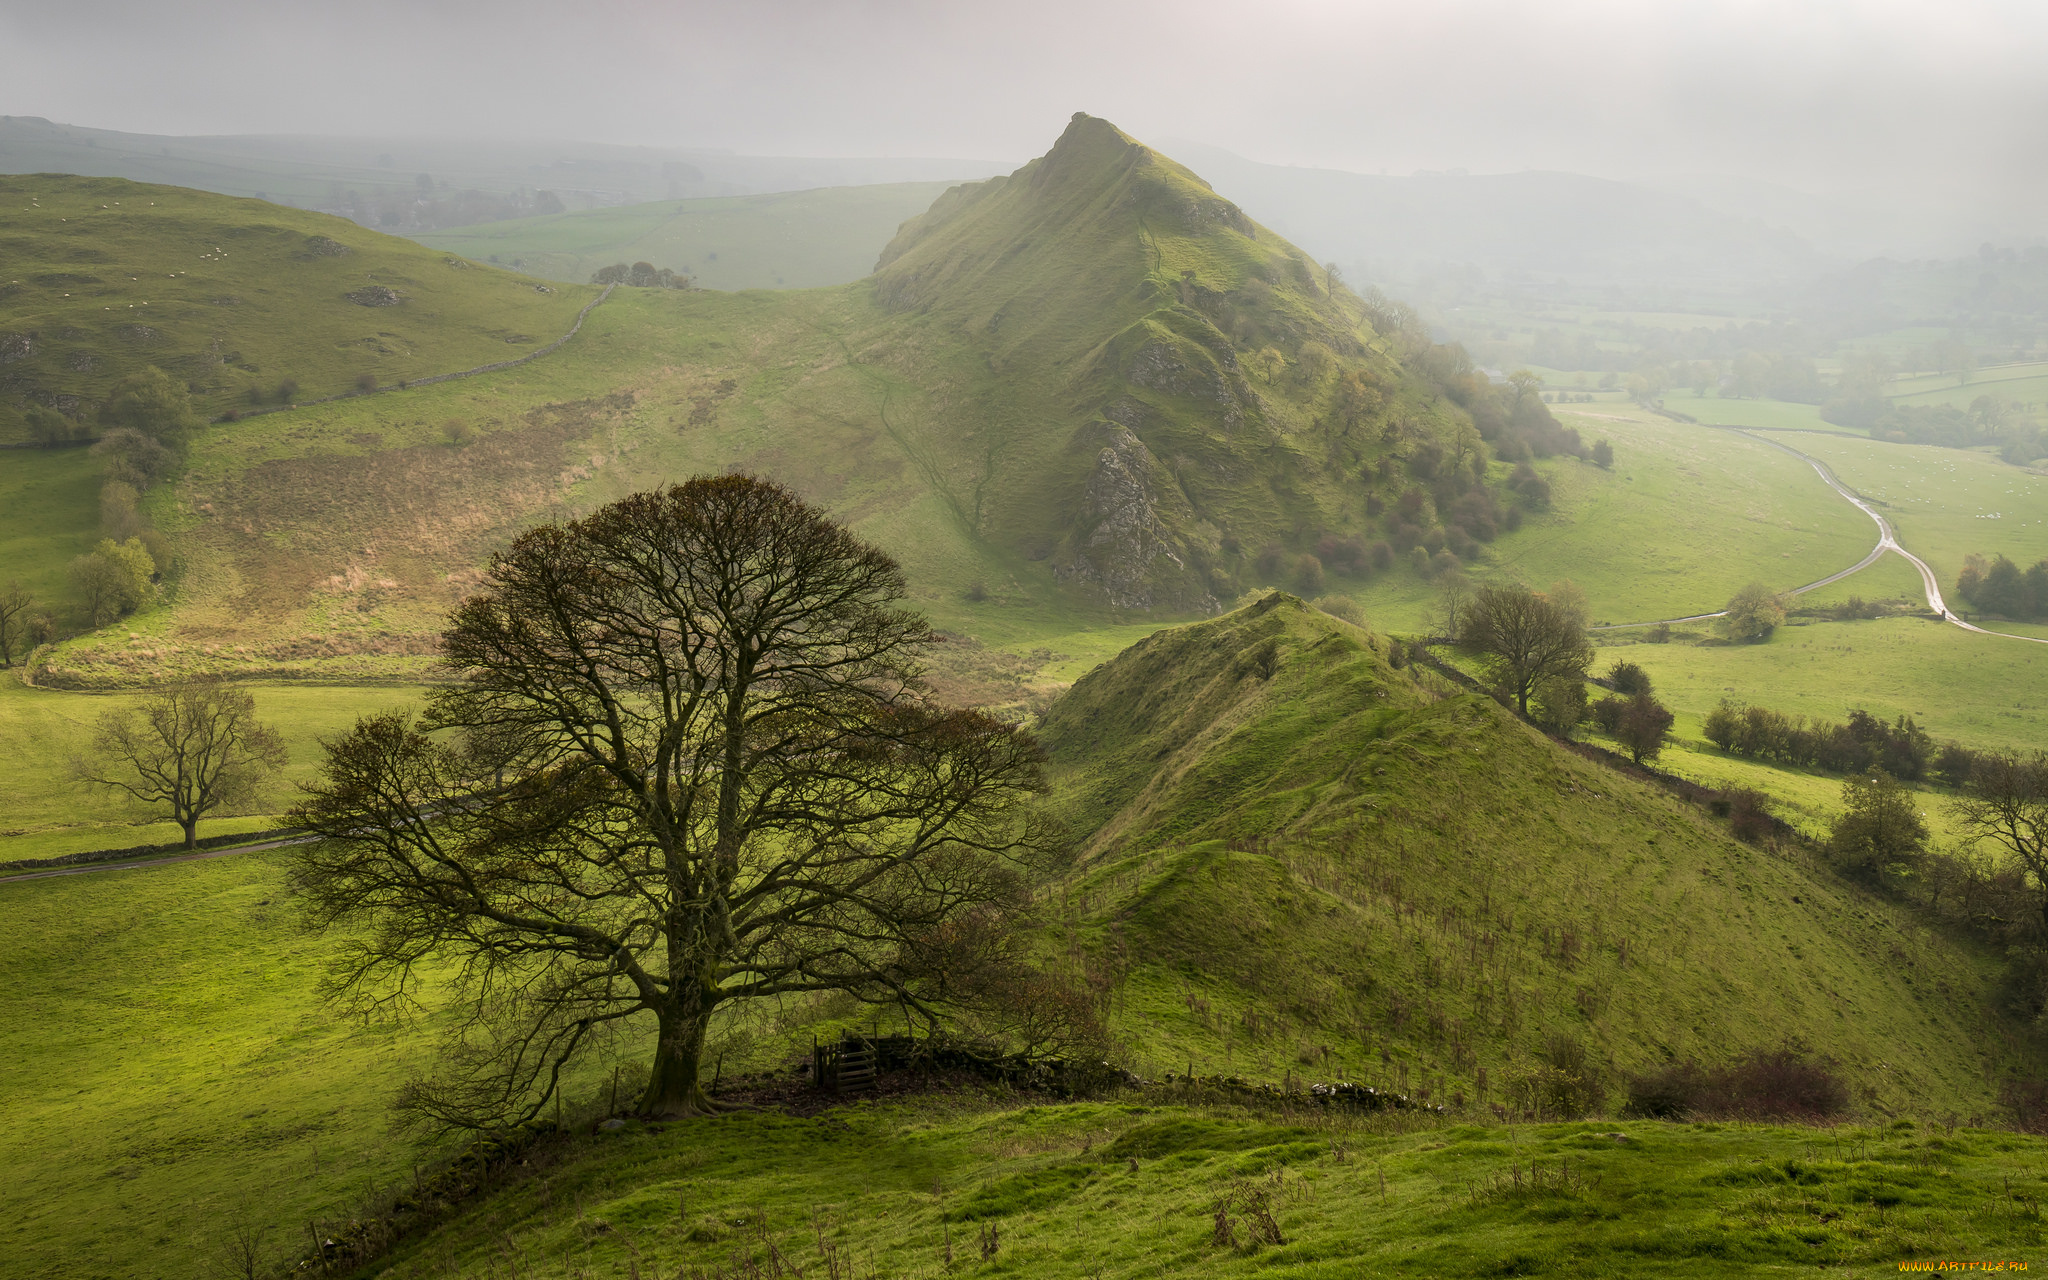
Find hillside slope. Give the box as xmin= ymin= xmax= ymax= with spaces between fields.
xmin=865 ymin=112 xmax=1485 ymax=612
xmin=1038 ymin=594 xmax=2025 ymax=1115
xmin=0 ymin=174 xmax=596 ymax=438
xmin=27 ymin=115 xmax=1548 ymax=685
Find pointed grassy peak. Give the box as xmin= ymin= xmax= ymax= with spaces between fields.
xmin=870 ymin=117 xmax=1488 ymax=614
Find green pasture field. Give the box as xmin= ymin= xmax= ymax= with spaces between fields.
xmin=415 ymin=183 xmax=956 ymax=292
xmin=0 ymin=677 xmax=420 ymax=863
xmin=0 ymin=851 xmax=452 ymax=1280
xmin=1660 ymin=394 xmax=1842 ymax=433
xmin=1597 ymin=615 xmax=2048 ymax=755
xmin=0 ymin=174 xmax=597 ymax=439
xmin=1630 ymin=736 xmax=1967 ymax=848
xmin=1758 ymin=431 xmax=2048 ymax=587
xmin=367 ymin=1102 xmax=2048 ymax=1280
xmin=0 ymin=445 xmax=100 ymax=617
xmin=1891 ymin=360 xmax=2048 ymax=407
xmin=1282 ymin=405 xmax=1876 ymax=635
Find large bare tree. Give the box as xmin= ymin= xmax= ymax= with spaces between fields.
xmin=1455 ymin=582 xmax=1594 ymax=716
xmin=1951 ymin=751 xmax=2048 ymax=927
xmin=76 ymin=680 xmax=286 ymax=848
xmin=289 ymin=476 xmax=1058 ymax=1125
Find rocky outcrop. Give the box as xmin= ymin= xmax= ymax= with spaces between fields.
xmin=1056 ymin=425 xmax=1214 ymax=613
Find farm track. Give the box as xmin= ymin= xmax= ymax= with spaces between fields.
xmin=1597 ymin=424 xmax=2048 ymax=647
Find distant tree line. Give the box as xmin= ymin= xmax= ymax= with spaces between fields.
xmin=1955 ymin=553 xmax=2048 ymax=621
xmin=591 ymin=261 xmax=692 ymax=289
xmin=1702 ymin=701 xmax=1935 ymax=780
xmin=1823 ymin=394 xmax=2047 ymax=467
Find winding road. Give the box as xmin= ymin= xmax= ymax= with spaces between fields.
xmin=1597 ymin=425 xmax=2048 ymax=646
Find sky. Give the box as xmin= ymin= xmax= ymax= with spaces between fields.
xmin=3 ymin=0 xmax=2044 ymax=207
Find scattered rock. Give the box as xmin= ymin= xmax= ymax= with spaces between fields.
xmin=597 ymin=1117 xmax=627 ymax=1131
xmin=304 ymin=235 xmax=351 ymax=257
xmin=345 ymin=285 xmax=402 ymax=307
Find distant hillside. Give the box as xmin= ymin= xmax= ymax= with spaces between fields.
xmin=1163 ymin=142 xmax=1824 ymax=302
xmin=0 ymin=115 xmax=1001 ymax=229
xmin=0 ymin=173 xmax=596 ymax=437
xmin=415 ymin=183 xmax=958 ymax=290
xmin=1038 ymin=594 xmax=2023 ymax=1111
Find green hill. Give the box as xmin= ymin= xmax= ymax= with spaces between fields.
xmin=26 ymin=114 xmax=1526 ymax=686
xmin=1037 ymin=594 xmax=2024 ymax=1113
xmin=0 ymin=173 xmax=597 ymax=438
xmin=414 ymin=182 xmax=960 ymax=290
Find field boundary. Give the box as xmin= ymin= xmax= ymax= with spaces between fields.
xmin=0 ymin=826 xmax=310 ymax=881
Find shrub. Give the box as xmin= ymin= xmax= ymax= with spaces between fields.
xmin=442 ymin=418 xmax=476 ymax=446
xmin=1506 ymin=1035 xmax=1604 ymax=1119
xmin=1606 ymin=659 xmax=1651 ymax=697
xmin=2002 ymin=1078 xmax=2048 ymax=1135
xmin=1294 ymin=554 xmax=1326 ymax=595
xmin=1625 ymin=1048 xmax=1846 ymax=1121
xmin=1591 ymin=695 xmax=1625 ymax=735
xmin=1532 ymin=676 xmax=1587 ymax=735
xmin=1311 ymin=594 xmax=1364 ymax=626
xmin=1724 ymin=788 xmax=1775 ymax=843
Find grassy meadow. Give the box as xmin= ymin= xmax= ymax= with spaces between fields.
xmin=0 ymin=852 xmax=451 ymax=1280
xmin=0 ymin=678 xmax=421 ymax=863
xmin=1660 ymin=394 xmax=1842 ymax=433
xmin=416 ymin=182 xmax=958 ymax=290
xmin=1761 ymin=430 xmax=2048 ymax=587
xmin=1598 ymin=616 xmax=2048 ymax=756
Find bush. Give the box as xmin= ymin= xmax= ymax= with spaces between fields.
xmin=1506 ymin=1035 xmax=1604 ymax=1119
xmin=1724 ymin=788 xmax=1775 ymax=843
xmin=1625 ymin=1048 xmax=1846 ymax=1121
xmin=1311 ymin=594 xmax=1364 ymax=626
xmin=1532 ymin=676 xmax=1587 ymax=735
xmin=442 ymin=418 xmax=476 ymax=446
xmin=1606 ymin=659 xmax=1652 ymax=697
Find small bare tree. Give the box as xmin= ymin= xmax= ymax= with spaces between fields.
xmin=289 ymin=476 xmax=1059 ymax=1126
xmin=1951 ymin=751 xmax=2048 ymax=927
xmin=0 ymin=581 xmax=33 ymax=666
xmin=76 ymin=681 xmax=286 ymax=849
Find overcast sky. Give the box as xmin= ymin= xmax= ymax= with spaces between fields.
xmin=4 ymin=0 xmax=2044 ymax=205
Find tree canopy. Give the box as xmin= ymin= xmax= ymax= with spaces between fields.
xmin=290 ymin=476 xmax=1060 ymax=1126
xmin=1456 ymin=582 xmax=1594 ymax=716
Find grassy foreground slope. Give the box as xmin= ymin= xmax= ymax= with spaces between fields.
xmin=0 ymin=852 xmax=448 ymax=1280
xmin=365 ymin=1103 xmax=2048 ymax=1280
xmin=416 ymin=182 xmax=958 ymax=290
xmin=1037 ymin=596 xmax=2024 ymax=1112
xmin=0 ymin=174 xmax=595 ymax=437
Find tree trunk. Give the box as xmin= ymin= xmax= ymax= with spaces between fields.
xmin=639 ymin=1004 xmax=714 ymax=1117
xmin=181 ymin=817 xmax=198 ymax=850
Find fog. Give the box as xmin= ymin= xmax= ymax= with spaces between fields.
xmin=3 ymin=0 xmax=2043 ymax=250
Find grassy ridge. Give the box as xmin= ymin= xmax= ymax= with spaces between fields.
xmin=415 ymin=183 xmax=957 ymax=291
xmin=362 ymin=1102 xmax=2048 ymax=1280
xmin=0 ymin=174 xmax=596 ymax=438
xmin=1037 ymin=597 xmax=2021 ymax=1113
